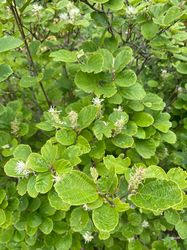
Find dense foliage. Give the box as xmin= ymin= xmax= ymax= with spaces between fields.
xmin=0 ymin=0 xmax=187 ymax=249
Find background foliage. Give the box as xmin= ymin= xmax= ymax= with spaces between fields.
xmin=0 ymin=0 xmax=187 ymax=249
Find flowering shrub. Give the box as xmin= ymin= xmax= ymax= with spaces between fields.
xmin=0 ymin=0 xmax=187 ymax=249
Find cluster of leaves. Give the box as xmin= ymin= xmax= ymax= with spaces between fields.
xmin=0 ymin=0 xmax=187 ymax=249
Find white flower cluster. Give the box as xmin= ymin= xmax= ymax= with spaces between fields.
xmin=128 ymin=167 xmax=145 ymax=193
xmin=113 ymin=106 xmax=123 ymax=112
xmin=68 ymin=110 xmax=78 ymax=129
xmin=59 ymin=2 xmax=80 ymax=23
xmin=83 ymin=231 xmax=94 ymax=243
xmin=142 ymin=220 xmax=149 ymax=228
xmin=113 ymin=116 xmax=126 ymax=136
xmin=16 ymin=161 xmax=30 ymax=177
xmin=82 ymin=204 xmax=91 ymax=211
xmin=48 ymin=106 xmax=63 ymax=125
xmin=126 ymin=6 xmax=137 ymax=16
xmin=32 ymin=3 xmax=43 ymax=14
xmin=53 ymin=174 xmax=61 ymax=183
xmin=92 ymin=97 xmax=104 ymax=107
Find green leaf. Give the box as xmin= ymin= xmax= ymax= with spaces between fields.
xmin=92 ymin=0 xmax=109 ymax=3
xmin=70 ymin=207 xmax=89 ymax=232
xmin=26 ymin=153 xmax=48 ymax=172
xmin=54 ymin=170 xmax=98 ymax=205
xmin=141 ymin=21 xmax=159 ymax=39
xmin=175 ymin=61 xmax=187 ymax=74
xmin=41 ymin=140 xmax=57 ymax=164
xmin=99 ymin=49 xmax=113 ymax=71
xmin=112 ymin=134 xmax=134 ymax=148
xmin=81 ymin=53 xmax=104 ymax=73
xmin=77 ymin=135 xmax=91 ymax=154
xmin=135 ymin=139 xmax=156 ymax=159
xmin=0 ymin=36 xmax=23 ymax=52
xmin=143 ymin=93 xmax=165 ymax=111
xmin=175 ymin=221 xmax=187 ymax=239
xmin=167 ymin=168 xmax=187 ymax=189
xmin=56 ymin=128 xmax=77 ymax=146
xmin=0 ymin=209 xmax=6 ymax=226
xmin=50 ymin=49 xmax=77 ymax=62
xmin=0 ymin=189 xmax=6 ymax=205
xmin=13 ymin=144 xmax=32 ymax=161
xmin=27 ymin=213 xmax=42 ymax=228
xmin=122 ymin=84 xmax=146 ymax=100
xmin=163 ymin=6 xmax=182 ymax=25
xmin=114 ymin=47 xmax=133 ymax=72
xmin=78 ymin=105 xmax=98 ymax=130
xmin=75 ymin=71 xmax=98 ymax=93
xmin=153 ymin=113 xmax=172 ymax=133
xmin=39 ymin=217 xmax=53 ymax=235
xmin=19 ymin=75 xmax=37 ymax=88
xmin=0 ymin=64 xmax=13 ymax=82
xmin=144 ymin=165 xmax=167 ymax=180
xmin=115 ymin=69 xmax=137 ymax=87
xmin=162 ymin=131 xmax=176 ymax=144
xmin=105 ymin=0 xmax=124 ymax=11
xmin=133 ymin=112 xmax=154 ymax=127
xmin=55 ymin=233 xmax=72 ymax=250
xmin=92 ymin=204 xmax=119 ymax=232
xmin=130 ymin=179 xmax=182 ymax=211
xmin=103 ymin=155 xmax=130 ymax=174
xmin=164 ymin=210 xmax=180 ymax=225
xmin=27 ymin=176 xmax=39 ymax=198
xmin=92 ymin=120 xmax=112 ymax=140
xmin=35 ymin=172 xmax=53 ymax=194
xmin=48 ymin=190 xmax=70 ymax=211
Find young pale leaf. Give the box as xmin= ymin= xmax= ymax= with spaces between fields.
xmin=153 ymin=113 xmax=172 ymax=133
xmin=132 ymin=112 xmax=154 ymax=127
xmin=0 ymin=36 xmax=23 ymax=53
xmin=50 ymin=49 xmax=77 ymax=62
xmin=167 ymin=168 xmax=187 ymax=189
xmin=114 ymin=47 xmax=133 ymax=72
xmin=54 ymin=170 xmax=98 ymax=205
xmin=81 ymin=53 xmax=104 ymax=73
xmin=78 ymin=105 xmax=98 ymax=130
xmin=144 ymin=165 xmax=167 ymax=180
xmin=35 ymin=172 xmax=53 ymax=194
xmin=103 ymin=155 xmax=130 ymax=174
xmin=41 ymin=140 xmax=57 ymax=164
xmin=27 ymin=176 xmax=39 ymax=198
xmin=4 ymin=159 xmax=26 ymax=178
xmin=130 ymin=179 xmax=182 ymax=211
xmin=163 ymin=6 xmax=182 ymax=25
xmin=75 ymin=71 xmax=98 ymax=93
xmin=26 ymin=153 xmax=48 ymax=172
xmin=0 ymin=64 xmax=13 ymax=82
xmin=115 ymin=69 xmax=137 ymax=87
xmin=56 ymin=128 xmax=77 ymax=146
xmin=13 ymin=144 xmax=32 ymax=161
xmin=76 ymin=135 xmax=91 ymax=154
xmin=162 ymin=131 xmax=176 ymax=144
xmin=122 ymin=83 xmax=146 ymax=100
xmin=48 ymin=190 xmax=70 ymax=211
xmin=141 ymin=21 xmax=159 ymax=39
xmin=39 ymin=217 xmax=53 ymax=235
xmin=135 ymin=139 xmax=156 ymax=159
xmin=112 ymin=134 xmax=134 ymax=148
xmin=105 ymin=0 xmax=124 ymax=11
xmin=70 ymin=207 xmax=89 ymax=232
xmin=92 ymin=204 xmax=119 ymax=232
xmin=175 ymin=221 xmax=187 ymax=239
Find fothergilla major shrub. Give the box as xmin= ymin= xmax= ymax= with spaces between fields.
xmin=0 ymin=0 xmax=187 ymax=249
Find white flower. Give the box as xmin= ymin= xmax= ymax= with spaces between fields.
xmin=126 ymin=6 xmax=137 ymax=15
xmin=113 ymin=106 xmax=123 ymax=112
xmin=59 ymin=13 xmax=69 ymax=21
xmin=16 ymin=161 xmax=30 ymax=176
xmin=128 ymin=237 xmax=134 ymax=242
xmin=92 ymin=97 xmax=104 ymax=106
xmin=48 ymin=106 xmax=63 ymax=125
xmin=69 ymin=7 xmax=80 ymax=20
xmin=1 ymin=144 xmax=10 ymax=149
xmin=83 ymin=231 xmax=94 ymax=243
xmin=142 ymin=220 xmax=149 ymax=228
xmin=161 ymin=69 xmax=167 ymax=74
xmin=83 ymin=204 xmax=90 ymax=211
xmin=53 ymin=175 xmax=61 ymax=183
xmin=32 ymin=3 xmax=43 ymax=13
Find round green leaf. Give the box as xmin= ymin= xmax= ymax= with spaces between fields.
xmin=114 ymin=47 xmax=133 ymax=72
xmin=26 ymin=153 xmax=48 ymax=172
xmin=115 ymin=69 xmax=137 ymax=87
xmin=92 ymin=204 xmax=119 ymax=232
xmin=39 ymin=217 xmax=53 ymax=235
xmin=122 ymin=83 xmax=146 ymax=100
xmin=130 ymin=179 xmax=182 ymax=211
xmin=132 ymin=112 xmax=154 ymax=127
xmin=78 ymin=105 xmax=98 ymax=130
xmin=135 ymin=139 xmax=156 ymax=159
xmin=35 ymin=172 xmax=53 ymax=194
xmin=13 ymin=144 xmax=32 ymax=161
xmin=56 ymin=128 xmax=77 ymax=146
xmin=0 ymin=36 xmax=23 ymax=52
xmin=50 ymin=49 xmax=77 ymax=62
xmin=54 ymin=170 xmax=98 ymax=205
xmin=70 ymin=207 xmax=89 ymax=232
xmin=0 ymin=64 xmax=13 ymax=82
